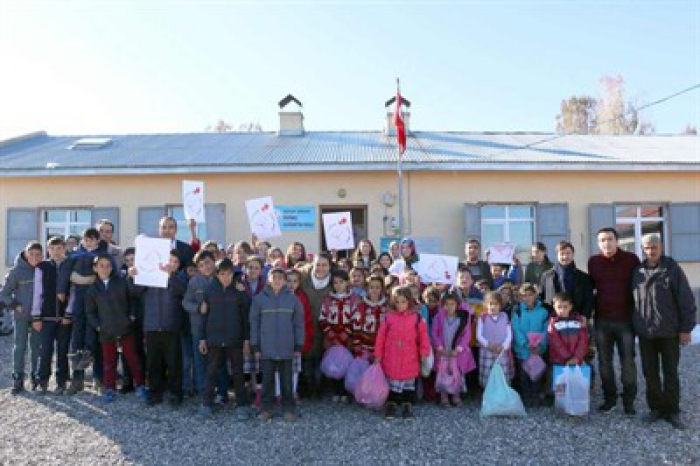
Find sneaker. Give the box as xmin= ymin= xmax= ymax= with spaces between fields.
xmin=257 ymin=411 xmax=273 ymax=422
xmin=66 ymin=378 xmax=84 ymax=395
xmin=69 ymin=351 xmax=83 ymax=366
xmin=119 ymin=383 xmax=135 ymax=395
xmin=598 ymin=401 xmax=617 ymax=413
xmin=401 ymin=403 xmax=414 ymax=420
xmin=31 ymin=378 xmax=40 ymax=391
xmin=76 ymin=351 xmax=94 ymax=371
xmin=38 ymin=382 xmax=49 ymax=395
xmin=55 ymin=384 xmax=66 ymax=396
xmin=340 ymin=396 xmax=349 ymax=404
xmin=331 ymin=396 xmax=340 ymax=403
xmin=137 ymin=386 xmax=149 ymax=402
xmin=642 ymin=411 xmax=663 ymax=424
xmin=235 ymin=407 xmax=251 ymax=422
xmin=11 ymin=376 xmax=24 ymax=395
xmin=198 ymin=405 xmax=214 ymax=419
xmin=665 ymin=414 xmax=688 ymax=430
xmin=283 ymin=411 xmax=297 ymax=422
xmin=623 ymin=404 xmax=637 ymax=416
xmin=100 ymin=389 xmax=116 ymax=404
xmin=384 ymin=402 xmax=397 ymax=420
xmin=93 ymin=380 xmax=104 ymax=395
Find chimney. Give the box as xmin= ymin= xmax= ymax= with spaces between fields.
xmin=278 ymin=94 xmax=304 ymax=136
xmin=384 ymin=95 xmax=411 ymax=136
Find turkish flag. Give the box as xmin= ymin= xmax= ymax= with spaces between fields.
xmin=393 ymin=88 xmax=407 ymax=155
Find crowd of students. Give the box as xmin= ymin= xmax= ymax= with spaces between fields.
xmin=1 ymin=217 xmax=695 ymax=428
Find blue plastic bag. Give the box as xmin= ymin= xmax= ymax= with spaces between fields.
xmin=320 ymin=345 xmax=354 ymax=380
xmin=480 ymin=355 xmax=526 ymax=418
xmin=344 ymin=357 xmax=371 ymax=394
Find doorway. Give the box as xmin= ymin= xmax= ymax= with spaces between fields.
xmin=319 ymin=205 xmax=368 ymax=258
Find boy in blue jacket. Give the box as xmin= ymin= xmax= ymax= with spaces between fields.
xmin=512 ymin=283 xmax=549 ymax=406
xmin=198 ymin=258 xmax=252 ymax=420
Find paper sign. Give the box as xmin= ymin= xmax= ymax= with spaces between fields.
xmin=245 ymin=196 xmax=282 ymax=239
xmin=414 ymin=253 xmax=459 ymax=285
xmin=183 ymin=180 xmax=205 ymax=223
xmin=488 ymin=243 xmax=516 ymax=264
xmin=134 ymin=236 xmax=171 ymax=288
xmin=322 ymin=211 xmax=355 ymax=251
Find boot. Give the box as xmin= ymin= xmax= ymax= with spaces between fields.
xmin=67 ymin=378 xmax=84 ymax=395
xmin=11 ymin=374 xmax=25 ymax=395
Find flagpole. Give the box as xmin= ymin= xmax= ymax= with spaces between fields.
xmin=396 ymin=77 xmax=404 ymax=239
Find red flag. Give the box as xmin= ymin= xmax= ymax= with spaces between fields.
xmin=393 ymin=86 xmax=406 ymax=155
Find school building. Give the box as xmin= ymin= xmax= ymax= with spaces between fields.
xmin=1 ymin=102 xmax=699 ymax=306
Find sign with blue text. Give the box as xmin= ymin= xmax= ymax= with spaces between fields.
xmin=275 ymin=206 xmax=316 ymax=231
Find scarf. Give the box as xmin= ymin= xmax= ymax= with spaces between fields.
xmin=554 ymin=261 xmax=576 ymax=294
xmin=311 ymin=271 xmax=331 ymax=290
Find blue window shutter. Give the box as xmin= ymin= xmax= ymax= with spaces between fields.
xmin=91 ymin=207 xmax=120 ymax=244
xmin=138 ymin=207 xmax=166 ymax=237
xmin=6 ymin=208 xmax=38 ymax=266
xmin=537 ymin=203 xmax=569 ymax=256
xmin=588 ymin=204 xmax=614 ymax=257
xmin=204 ymin=203 xmax=226 ymax=247
xmin=670 ymin=202 xmax=700 ymax=262
xmin=463 ymin=203 xmax=481 ymax=246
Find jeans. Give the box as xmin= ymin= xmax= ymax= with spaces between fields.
xmin=639 ymin=336 xmax=680 ymax=415
xmin=69 ymin=285 xmax=97 ymax=353
xmin=192 ymin=334 xmax=227 ymax=396
xmin=13 ymin=317 xmax=41 ymax=379
xmin=594 ymin=320 xmax=637 ymax=405
xmin=122 ymin=327 xmax=145 ymax=386
xmin=146 ymin=331 xmax=182 ymax=397
xmin=101 ymin=335 xmax=144 ymax=390
xmin=39 ymin=320 xmax=72 ymax=386
xmin=302 ymin=356 xmax=322 ymax=393
xmin=261 ymin=359 xmax=294 ymax=412
xmin=202 ymin=345 xmax=248 ymax=408
xmin=181 ymin=334 xmax=195 ymax=392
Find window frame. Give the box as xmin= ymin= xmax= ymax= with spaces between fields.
xmin=479 ymin=203 xmax=537 ymax=261
xmin=614 ymin=203 xmax=669 ymax=259
xmin=39 ymin=207 xmax=93 ymax=245
xmin=166 ymin=204 xmax=207 ymax=245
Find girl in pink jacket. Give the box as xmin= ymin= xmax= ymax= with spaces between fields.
xmin=431 ymin=292 xmax=476 ymax=407
xmin=375 ymin=285 xmax=431 ymax=420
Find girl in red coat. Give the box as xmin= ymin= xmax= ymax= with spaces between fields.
xmin=375 ymin=285 xmax=431 ymax=420
xmin=319 ymin=269 xmax=357 ymax=403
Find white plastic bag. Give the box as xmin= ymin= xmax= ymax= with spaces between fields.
xmin=690 ymin=325 xmax=700 ymax=345
xmin=554 ymin=365 xmax=589 ymax=416
xmin=421 ymin=348 xmax=434 ymax=377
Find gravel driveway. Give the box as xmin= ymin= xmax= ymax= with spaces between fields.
xmin=0 ymin=335 xmax=698 ymax=465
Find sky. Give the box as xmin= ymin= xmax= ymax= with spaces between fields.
xmin=0 ymin=0 xmax=698 ymax=138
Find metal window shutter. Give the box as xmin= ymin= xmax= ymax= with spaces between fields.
xmin=536 ymin=203 xmax=570 ymax=256
xmin=588 ymin=204 xmax=614 ymax=257
xmin=138 ymin=206 xmax=166 ymax=237
xmin=204 ymin=203 xmax=226 ymax=247
xmin=669 ymin=202 xmax=700 ymax=262
xmin=6 ymin=208 xmax=38 ymax=266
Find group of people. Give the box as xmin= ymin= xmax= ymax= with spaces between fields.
xmin=1 ymin=217 xmax=696 ymax=428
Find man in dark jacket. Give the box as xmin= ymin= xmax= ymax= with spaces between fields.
xmin=463 ymin=239 xmax=494 ymax=289
xmin=588 ymin=227 xmax=641 ymax=415
xmin=198 ymin=258 xmax=252 ymax=420
xmin=540 ymin=241 xmax=594 ymax=319
xmin=632 ymin=234 xmax=696 ymax=430
xmin=159 ymin=216 xmax=195 ymax=270
xmin=250 ymin=268 xmax=305 ymax=422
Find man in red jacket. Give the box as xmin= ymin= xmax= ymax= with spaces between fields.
xmin=588 ymin=227 xmax=641 ymax=415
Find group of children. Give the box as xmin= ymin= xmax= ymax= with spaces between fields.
xmin=1 ymin=230 xmax=590 ymax=422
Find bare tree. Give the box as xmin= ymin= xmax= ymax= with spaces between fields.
xmin=682 ymin=124 xmax=697 ymax=135
xmin=205 ymin=120 xmax=263 ymax=133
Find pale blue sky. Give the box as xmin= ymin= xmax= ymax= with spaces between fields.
xmin=1 ymin=0 xmax=698 ymax=137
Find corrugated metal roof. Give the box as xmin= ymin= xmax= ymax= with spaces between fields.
xmin=0 ymin=131 xmax=698 ymax=176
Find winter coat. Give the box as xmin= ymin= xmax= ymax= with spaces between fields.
xmin=0 ymin=252 xmax=38 ymax=320
xmin=511 ymin=301 xmax=549 ymax=360
xmin=85 ymin=276 xmax=135 ymax=343
xmin=539 ymin=264 xmax=594 ymax=319
xmin=133 ymin=272 xmax=188 ymax=333
xmin=300 ymin=269 xmax=332 ymax=358
xmin=431 ymin=309 xmax=476 ymax=374
xmin=319 ymin=292 xmax=357 ymax=349
xmin=200 ymin=278 xmax=251 ymax=348
xmin=32 ymin=259 xmax=70 ymax=321
xmin=374 ymin=310 xmax=431 ymax=381
xmin=631 ymin=256 xmax=697 ymax=338
xmin=548 ymin=314 xmax=589 ymax=365
xmin=57 ymin=245 xmax=100 ymax=295
xmin=182 ymin=274 xmax=214 ymax=336
xmin=525 ymin=261 xmax=553 ymax=287
xmin=249 ymin=285 xmax=305 ymax=360
xmin=294 ymin=288 xmax=315 ymax=354
xmin=351 ymin=296 xmax=388 ymax=355
xmin=588 ymin=250 xmax=641 ymax=322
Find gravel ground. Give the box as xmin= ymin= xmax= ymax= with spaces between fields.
xmin=0 ymin=335 xmax=698 ymax=466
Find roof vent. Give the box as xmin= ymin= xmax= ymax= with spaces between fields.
xmin=278 ymin=95 xmax=304 ymax=137
xmin=69 ymin=138 xmax=113 ymax=150
xmin=384 ymin=96 xmax=411 ymax=136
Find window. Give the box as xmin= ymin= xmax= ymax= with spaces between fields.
xmin=615 ymin=204 xmax=668 ymax=259
xmin=41 ymin=209 xmax=92 ymax=245
xmin=167 ymin=206 xmax=207 ymax=244
xmin=481 ymin=204 xmax=535 ymax=263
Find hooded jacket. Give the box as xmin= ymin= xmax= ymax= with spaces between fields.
xmin=0 ymin=252 xmax=37 ymax=320
xmin=199 ymin=278 xmax=251 ymax=347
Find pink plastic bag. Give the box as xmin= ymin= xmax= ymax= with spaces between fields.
xmin=527 ymin=332 xmax=543 ymax=347
xmin=344 ymin=357 xmax=371 ymax=394
xmin=522 ymin=354 xmax=547 ymax=381
xmin=321 ymin=345 xmax=354 ymax=380
xmin=435 ymin=357 xmax=462 ymax=394
xmin=354 ymin=363 xmax=390 ymax=409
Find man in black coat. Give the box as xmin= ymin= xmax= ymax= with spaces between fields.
xmin=539 ymin=240 xmax=594 ymax=319
xmin=159 ymin=216 xmax=195 ymax=270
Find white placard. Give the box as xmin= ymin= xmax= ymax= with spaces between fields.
xmin=245 ymin=196 xmax=282 ymax=239
xmin=183 ymin=180 xmax=205 ymax=223
xmin=488 ymin=243 xmax=516 ymax=264
xmin=414 ymin=253 xmax=459 ymax=285
xmin=322 ymin=211 xmax=355 ymax=251
xmin=134 ymin=236 xmax=171 ymax=288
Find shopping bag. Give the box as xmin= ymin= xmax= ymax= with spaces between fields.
xmin=421 ymin=348 xmax=434 ymax=378
xmin=354 ymin=363 xmax=390 ymax=409
xmin=320 ymin=345 xmax=354 ymax=380
xmin=344 ymin=357 xmax=371 ymax=394
xmin=522 ymin=354 xmax=547 ymax=382
xmin=480 ymin=353 xmax=526 ymax=417
xmin=552 ymin=364 xmax=591 ymax=391
xmin=435 ymin=357 xmax=462 ymax=395
xmin=690 ymin=325 xmax=700 ymax=345
xmin=554 ymin=365 xmax=590 ymax=416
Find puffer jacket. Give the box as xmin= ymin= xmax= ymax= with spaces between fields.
xmin=512 ymin=301 xmax=549 ymax=360
xmin=85 ymin=276 xmax=135 ymax=342
xmin=134 ymin=272 xmax=188 ymax=333
xmin=249 ymin=285 xmax=305 ymax=359
xmin=631 ymin=256 xmax=697 ymax=338
xmin=0 ymin=252 xmax=37 ymax=320
xmin=200 ymin=278 xmax=251 ymax=347
xmin=182 ymin=274 xmax=215 ymax=336
xmin=374 ymin=310 xmax=431 ymax=381
xmin=548 ymin=314 xmax=588 ymax=365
